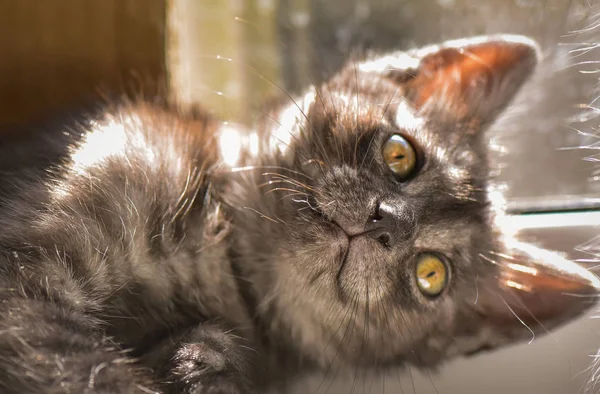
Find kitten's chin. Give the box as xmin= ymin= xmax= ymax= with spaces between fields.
xmin=336 ymin=236 xmax=399 ymax=305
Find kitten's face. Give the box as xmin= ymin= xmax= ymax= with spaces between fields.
xmin=228 ymin=35 xmax=600 ymax=369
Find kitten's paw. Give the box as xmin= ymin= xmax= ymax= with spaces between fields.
xmin=172 ymin=327 xmax=257 ymax=394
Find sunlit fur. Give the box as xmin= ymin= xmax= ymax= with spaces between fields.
xmin=224 ymin=42 xmax=537 ymax=374
xmin=0 ymin=35 xmax=588 ymax=394
xmin=566 ymin=3 xmax=600 ymax=393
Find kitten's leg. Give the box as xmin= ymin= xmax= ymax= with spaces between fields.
xmin=146 ymin=323 xmax=258 ymax=394
xmin=0 ymin=296 xmax=157 ymax=394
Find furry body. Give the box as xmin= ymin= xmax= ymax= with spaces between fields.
xmin=0 ymin=36 xmax=597 ymax=394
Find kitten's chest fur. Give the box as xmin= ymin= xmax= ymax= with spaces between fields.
xmin=0 ymin=104 xmax=254 ymax=349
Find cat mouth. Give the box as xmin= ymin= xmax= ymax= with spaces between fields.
xmin=329 ymin=220 xmax=393 ymax=303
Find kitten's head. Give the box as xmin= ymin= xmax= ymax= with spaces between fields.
xmin=226 ymin=35 xmax=600 ymax=369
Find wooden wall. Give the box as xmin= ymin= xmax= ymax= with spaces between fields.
xmin=0 ymin=0 xmax=166 ymax=129
xmin=0 ymin=0 xmax=282 ymax=129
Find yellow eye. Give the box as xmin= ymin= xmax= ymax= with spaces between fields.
xmin=415 ymin=253 xmax=448 ymax=297
xmin=382 ymin=134 xmax=417 ymax=179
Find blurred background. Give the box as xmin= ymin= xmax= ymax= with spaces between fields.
xmin=1 ymin=1 xmax=600 ymax=393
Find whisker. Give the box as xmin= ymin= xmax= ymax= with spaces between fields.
xmin=426 ymin=370 xmax=440 ymax=394
xmin=312 ymin=293 xmax=360 ymax=394
xmin=242 ymin=206 xmax=284 ymax=225
xmin=262 ymin=173 xmax=315 ymax=191
xmin=213 ymin=165 xmax=311 ymax=178
xmin=562 ymin=292 xmax=600 ymax=298
xmin=500 ymin=297 xmax=536 ymax=344
xmin=406 ymin=364 xmax=416 ymax=394
xmin=263 ymin=187 xmax=302 ymax=195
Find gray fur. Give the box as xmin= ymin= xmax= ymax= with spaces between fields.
xmin=0 ymin=35 xmax=590 ymax=393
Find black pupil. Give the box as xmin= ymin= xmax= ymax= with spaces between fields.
xmin=394 ymin=154 xmax=405 ymax=159
xmin=426 ymin=271 xmax=436 ymax=278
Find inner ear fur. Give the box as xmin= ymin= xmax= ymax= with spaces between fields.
xmin=360 ymin=35 xmax=540 ymax=126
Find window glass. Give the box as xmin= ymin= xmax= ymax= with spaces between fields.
xmin=196 ymin=0 xmax=600 ymax=211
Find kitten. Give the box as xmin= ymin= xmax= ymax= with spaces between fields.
xmin=0 ymin=35 xmax=598 ymax=394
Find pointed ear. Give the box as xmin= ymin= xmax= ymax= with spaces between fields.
xmin=461 ymin=238 xmax=599 ymax=354
xmin=360 ymin=35 xmax=540 ymax=126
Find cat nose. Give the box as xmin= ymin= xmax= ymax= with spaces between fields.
xmin=364 ymin=202 xmax=413 ymax=247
